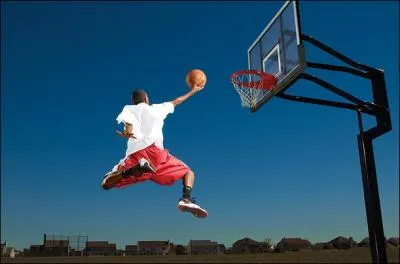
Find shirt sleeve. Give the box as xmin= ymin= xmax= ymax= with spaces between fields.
xmin=116 ymin=106 xmax=140 ymax=128
xmin=150 ymin=102 xmax=175 ymax=119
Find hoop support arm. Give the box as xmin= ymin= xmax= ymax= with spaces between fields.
xmin=276 ymin=92 xmax=374 ymax=115
xmin=307 ymin=62 xmax=370 ymax=79
xmin=301 ymin=34 xmax=376 ymax=73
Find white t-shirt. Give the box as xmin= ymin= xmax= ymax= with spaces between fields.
xmin=116 ymin=102 xmax=174 ymax=157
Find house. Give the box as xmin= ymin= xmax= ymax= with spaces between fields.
xmin=1 ymin=241 xmax=6 ymax=256
xmin=387 ymin=237 xmax=399 ymax=247
xmin=322 ymin=242 xmax=336 ymax=250
xmin=231 ymin=237 xmax=270 ymax=254
xmin=328 ymin=236 xmax=357 ymax=249
xmin=125 ymin=244 xmax=138 ymax=255
xmin=1 ymin=242 xmax=18 ymax=259
xmin=23 ymin=248 xmax=30 ymax=256
xmin=43 ymin=238 xmax=69 ymax=256
xmin=137 ymin=240 xmax=171 ymax=255
xmin=84 ymin=241 xmax=116 ymax=256
xmin=187 ymin=240 xmax=223 ymax=255
xmin=359 ymin=237 xmax=399 ymax=248
xmin=358 ymin=237 xmax=369 ymax=247
xmin=276 ymin=238 xmax=312 ymax=252
xmin=169 ymin=243 xmax=176 ymax=255
xmin=29 ymin=245 xmax=44 ymax=256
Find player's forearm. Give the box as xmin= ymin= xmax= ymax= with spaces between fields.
xmin=172 ymin=90 xmax=197 ymax=106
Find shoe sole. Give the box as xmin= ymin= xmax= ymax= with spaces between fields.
xmin=178 ymin=204 xmax=208 ymax=218
xmin=101 ymin=171 xmax=124 ymax=190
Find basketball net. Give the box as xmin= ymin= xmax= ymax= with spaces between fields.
xmin=231 ymin=70 xmax=276 ymax=108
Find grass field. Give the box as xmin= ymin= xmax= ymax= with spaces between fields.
xmin=1 ymin=248 xmax=399 ymax=263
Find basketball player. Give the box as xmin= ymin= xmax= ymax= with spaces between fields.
xmin=101 ymin=83 xmax=207 ymax=218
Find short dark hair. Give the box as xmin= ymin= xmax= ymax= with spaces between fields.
xmin=131 ymin=89 xmax=148 ymax=105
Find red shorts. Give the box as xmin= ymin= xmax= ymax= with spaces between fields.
xmin=114 ymin=144 xmax=190 ymax=188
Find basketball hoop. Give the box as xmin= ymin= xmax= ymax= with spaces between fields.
xmin=231 ymin=70 xmax=277 ymax=108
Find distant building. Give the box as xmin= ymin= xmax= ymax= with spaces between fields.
xmin=84 ymin=241 xmax=116 ymax=256
xmin=387 ymin=237 xmax=399 ymax=247
xmin=43 ymin=236 xmax=69 ymax=256
xmin=1 ymin=241 xmax=6 ymax=256
xmin=322 ymin=242 xmax=336 ymax=250
xmin=23 ymin=248 xmax=30 ymax=256
xmin=168 ymin=243 xmax=176 ymax=255
xmin=328 ymin=236 xmax=356 ymax=250
xmin=28 ymin=245 xmax=44 ymax=256
xmin=358 ymin=236 xmax=399 ymax=248
xmin=187 ymin=240 xmax=223 ymax=255
xmin=276 ymin=238 xmax=312 ymax=252
xmin=231 ymin=237 xmax=270 ymax=254
xmin=125 ymin=244 xmax=138 ymax=255
xmin=137 ymin=241 xmax=171 ymax=255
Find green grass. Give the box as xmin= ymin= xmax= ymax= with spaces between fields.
xmin=2 ymin=247 xmax=399 ymax=263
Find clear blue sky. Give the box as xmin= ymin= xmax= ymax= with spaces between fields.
xmin=1 ymin=1 xmax=398 ymax=250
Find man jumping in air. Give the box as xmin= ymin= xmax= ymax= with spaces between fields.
xmin=101 ymin=84 xmax=207 ymax=218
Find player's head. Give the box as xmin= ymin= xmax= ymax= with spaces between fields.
xmin=131 ymin=89 xmax=149 ymax=105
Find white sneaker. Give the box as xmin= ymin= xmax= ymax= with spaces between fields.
xmin=138 ymin=158 xmax=156 ymax=173
xmin=120 ymin=158 xmax=156 ymax=177
xmin=178 ymin=198 xmax=208 ymax=218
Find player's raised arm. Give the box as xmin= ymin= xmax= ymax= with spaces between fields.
xmin=171 ymin=85 xmax=203 ymax=107
xmin=172 ymin=69 xmax=207 ymax=107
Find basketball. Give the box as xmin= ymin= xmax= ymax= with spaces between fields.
xmin=186 ymin=69 xmax=207 ymax=89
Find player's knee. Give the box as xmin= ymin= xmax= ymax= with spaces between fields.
xmin=188 ymin=170 xmax=194 ymax=177
xmin=184 ymin=170 xmax=194 ymax=179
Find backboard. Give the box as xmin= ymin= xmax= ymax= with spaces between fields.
xmin=247 ymin=0 xmax=306 ymax=112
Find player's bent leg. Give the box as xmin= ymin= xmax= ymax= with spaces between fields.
xmin=147 ymin=147 xmax=208 ymax=218
xmin=101 ymin=158 xmax=155 ymax=190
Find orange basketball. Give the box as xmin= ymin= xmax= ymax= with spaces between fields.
xmin=186 ymin=69 xmax=207 ymax=89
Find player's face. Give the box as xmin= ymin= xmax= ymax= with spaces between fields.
xmin=145 ymin=94 xmax=150 ymax=104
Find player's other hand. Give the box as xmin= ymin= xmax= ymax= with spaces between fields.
xmin=116 ymin=122 xmax=136 ymax=139
xmin=191 ymin=83 xmax=205 ymax=93
xmin=116 ymin=130 xmax=136 ymax=139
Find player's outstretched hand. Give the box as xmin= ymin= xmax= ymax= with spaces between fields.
xmin=116 ymin=130 xmax=136 ymax=139
xmin=192 ymin=83 xmax=205 ymax=93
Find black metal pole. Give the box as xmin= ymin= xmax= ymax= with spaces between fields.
xmin=357 ymin=111 xmax=388 ymax=263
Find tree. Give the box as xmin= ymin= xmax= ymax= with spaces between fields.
xmin=263 ymin=238 xmax=272 ymax=247
xmin=263 ymin=238 xmax=273 ymax=252
xmin=174 ymin=245 xmax=186 ymax=255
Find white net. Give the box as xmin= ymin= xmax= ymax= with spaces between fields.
xmin=231 ymin=71 xmax=273 ymax=108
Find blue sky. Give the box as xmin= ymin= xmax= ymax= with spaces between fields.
xmin=1 ymin=1 xmax=398 ymax=250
